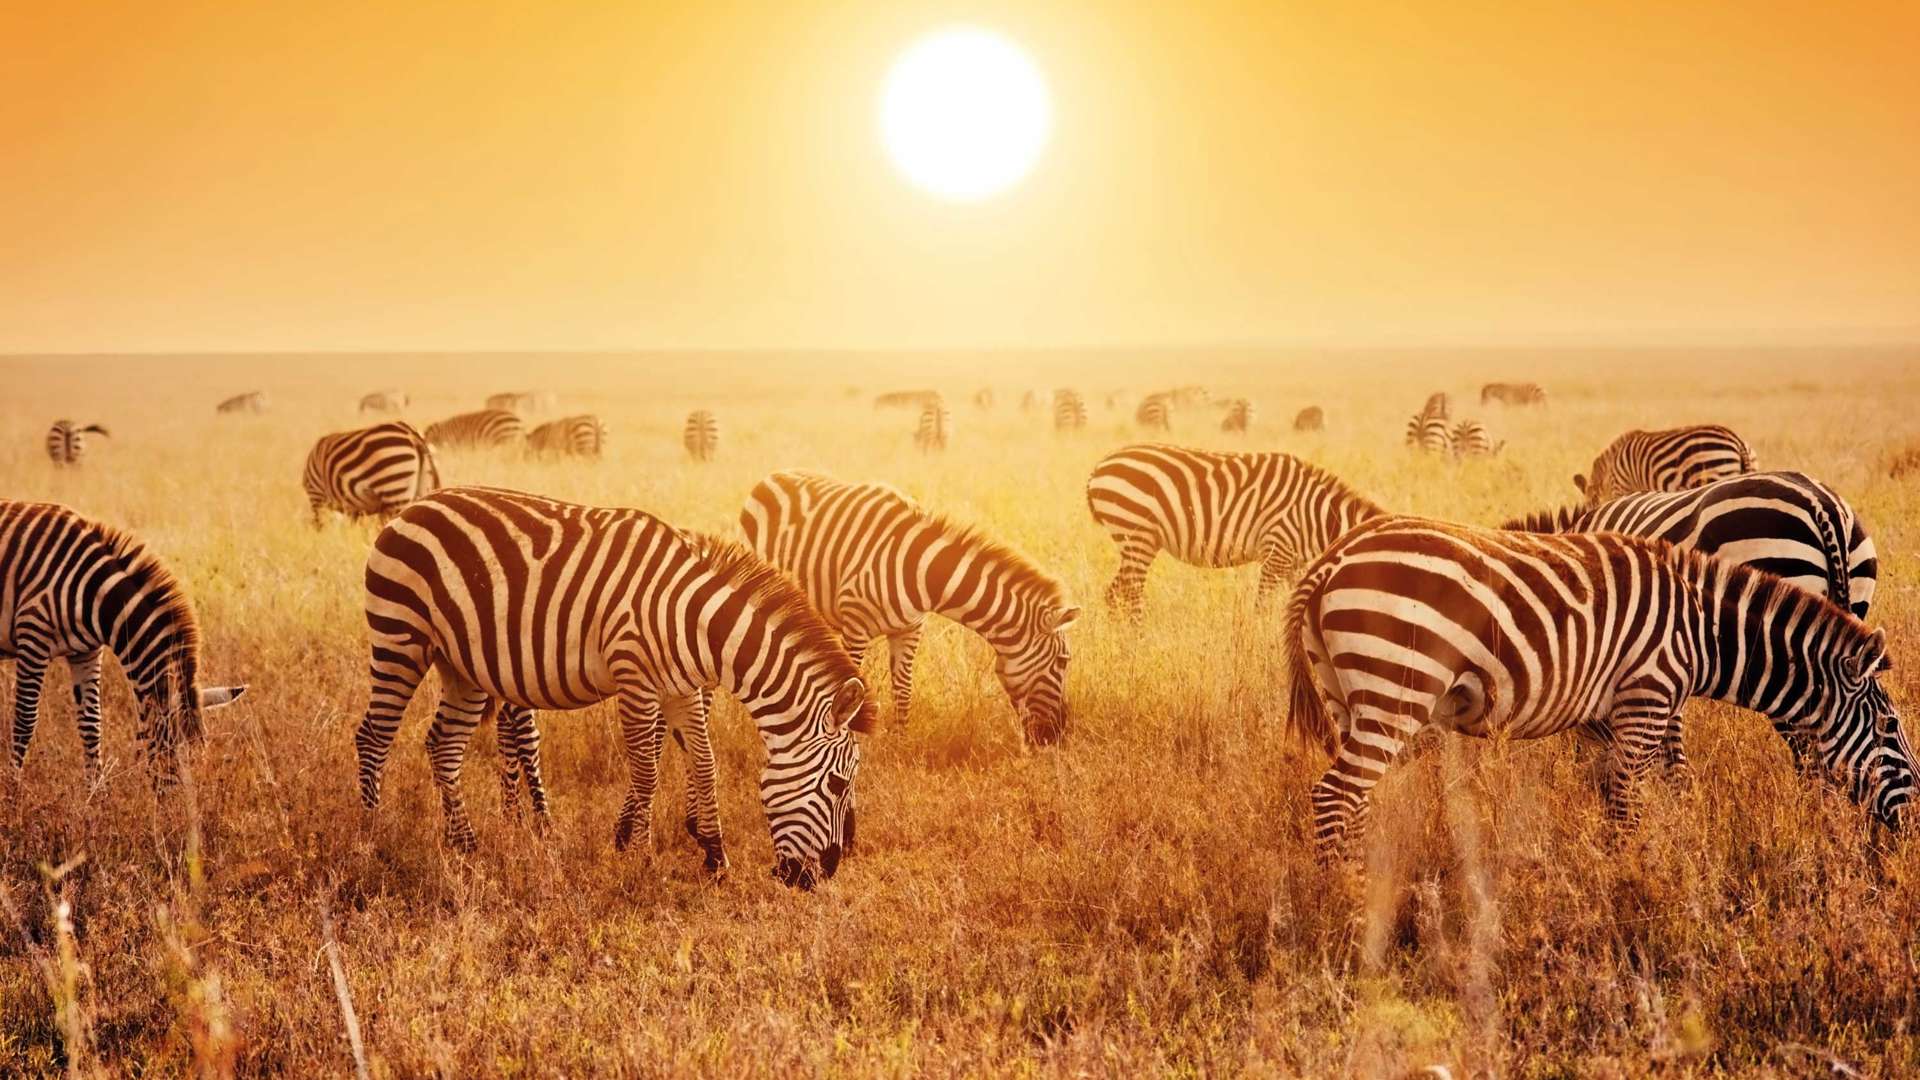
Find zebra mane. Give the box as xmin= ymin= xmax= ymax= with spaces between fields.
xmin=1499 ymin=505 xmax=1586 ymax=533
xmin=927 ymin=516 xmax=1071 ymax=609
xmin=684 ymin=531 xmax=867 ymax=681
xmin=1286 ymin=454 xmax=1388 ymax=519
xmin=97 ymin=521 xmax=202 ymax=686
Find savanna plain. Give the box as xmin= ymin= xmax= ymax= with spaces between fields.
xmin=4 ymin=349 xmax=1920 ymax=1078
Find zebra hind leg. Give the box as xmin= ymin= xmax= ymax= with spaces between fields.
xmin=1660 ymin=716 xmax=1693 ymax=789
xmin=612 ymin=690 xmax=668 ymax=852
xmin=1103 ymin=540 xmax=1157 ymax=621
xmin=357 ymin=635 xmax=432 ymax=810
xmin=495 ymin=703 xmax=551 ymax=833
xmin=670 ymin=690 xmax=727 ymax=874
xmin=886 ymin=625 xmax=924 ymax=725
xmin=423 ymin=676 xmax=491 ymax=852
xmin=1309 ymin=704 xmax=1422 ymax=865
xmin=1600 ymin=714 xmax=1668 ymax=831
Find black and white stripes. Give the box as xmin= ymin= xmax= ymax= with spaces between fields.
xmin=302 ymin=421 xmax=440 ymax=525
xmin=529 ymin=414 xmax=608 ymax=459
xmin=425 ymin=409 xmax=525 ymax=449
xmin=1576 ymin=424 xmax=1755 ymax=503
xmin=45 ymin=421 xmax=109 ymax=466
xmin=914 ymin=400 xmax=953 ymax=452
xmin=684 ymin=410 xmax=720 ymax=462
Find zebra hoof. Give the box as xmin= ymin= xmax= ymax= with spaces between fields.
xmin=613 ymin=818 xmax=635 ymax=852
xmin=702 ymin=847 xmax=729 ymax=876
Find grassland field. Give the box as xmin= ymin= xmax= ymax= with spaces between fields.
xmin=3 ymin=348 xmax=1920 ymax=1077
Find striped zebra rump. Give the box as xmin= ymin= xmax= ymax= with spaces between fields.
xmin=1 ymin=500 xmax=247 ymax=778
xmin=45 ymin=421 xmax=109 ymax=466
xmin=683 ymin=410 xmax=719 ymax=461
xmin=1135 ymin=395 xmax=1172 ymax=430
xmin=424 ymin=409 xmax=525 ymax=449
xmin=358 ymin=486 xmax=872 ymax=888
xmin=529 ymin=414 xmax=608 ymax=458
xmin=1575 ymin=424 xmax=1756 ymax=503
xmin=740 ymin=471 xmax=1080 ymax=744
xmin=302 ymin=420 xmax=439 ymax=524
xmin=1052 ymin=389 xmax=1088 ymax=432
xmin=1219 ymin=398 xmax=1254 ymax=433
xmin=1450 ymin=419 xmax=1499 ymax=458
xmin=1085 ymin=443 xmax=1386 ymax=618
xmin=359 ymin=389 xmax=409 ymax=413
xmin=1406 ymin=413 xmax=1452 ymax=453
xmin=216 ymin=391 xmax=268 ymax=414
xmin=1287 ymin=516 xmax=1913 ymax=861
xmin=914 ymin=401 xmax=952 ymax=451
xmin=1293 ymin=406 xmax=1324 ymax=432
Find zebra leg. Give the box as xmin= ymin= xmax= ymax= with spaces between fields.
xmin=886 ymin=624 xmax=924 ymax=724
xmin=1600 ymin=713 xmax=1668 ymax=829
xmin=356 ymin=636 xmax=432 ymax=809
xmin=1104 ymin=539 xmax=1157 ymax=620
xmin=423 ymin=676 xmax=491 ymax=852
xmin=1255 ymin=540 xmax=1299 ymax=604
xmin=669 ymin=690 xmax=727 ymax=873
xmin=495 ymin=703 xmax=550 ymax=832
xmin=1660 ymin=716 xmax=1693 ymax=788
xmin=9 ymin=648 xmax=51 ymax=772
xmin=68 ymin=650 xmax=105 ymax=775
xmin=1309 ymin=704 xmax=1420 ymax=863
xmin=612 ymin=688 xmax=668 ymax=852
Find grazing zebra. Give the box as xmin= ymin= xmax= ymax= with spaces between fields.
xmin=875 ymin=390 xmax=941 ymax=410
xmin=1086 ymin=444 xmax=1386 ymax=618
xmin=741 ymin=471 xmax=1079 ymax=743
xmin=1293 ymin=406 xmax=1325 ymax=433
xmin=973 ymin=388 xmax=995 ymax=410
xmin=358 ymin=487 xmax=872 ymax=888
xmin=1421 ymin=392 xmax=1450 ymax=418
xmin=1053 ymin=389 xmax=1088 ymax=432
xmin=1219 ymin=398 xmax=1255 ymax=433
xmin=1405 ymin=393 xmax=1452 ymax=452
xmin=359 ymin=389 xmax=409 ymax=414
xmin=424 ymin=409 xmax=524 ymax=449
xmin=1481 ymin=382 xmax=1547 ymax=406
xmin=3 ymin=501 xmax=247 ymax=777
xmin=45 ymin=421 xmax=109 ymax=466
xmin=302 ymin=421 xmax=440 ymax=526
xmin=914 ymin=401 xmax=952 ymax=452
xmin=1450 ymin=419 xmax=1500 ymax=458
xmin=485 ymin=391 xmax=555 ymax=414
xmin=1287 ymin=517 xmax=1913 ymax=860
xmin=683 ymin=410 xmax=719 ymax=462
xmin=216 ymin=391 xmax=267 ymax=414
xmin=1576 ymin=424 xmax=1755 ymax=504
xmin=529 ymin=414 xmax=608 ymax=459
xmin=1135 ymin=395 xmax=1172 ymax=431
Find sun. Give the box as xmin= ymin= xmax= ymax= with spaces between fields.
xmin=879 ymin=27 xmax=1053 ymax=202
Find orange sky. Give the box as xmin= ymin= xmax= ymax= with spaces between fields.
xmin=4 ymin=0 xmax=1917 ymax=352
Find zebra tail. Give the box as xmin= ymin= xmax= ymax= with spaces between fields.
xmin=1804 ymin=492 xmax=1853 ymax=613
xmin=80 ymin=424 xmax=110 ymax=437
xmin=1284 ymin=567 xmax=1337 ymax=757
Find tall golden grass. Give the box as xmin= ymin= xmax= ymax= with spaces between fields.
xmin=2 ymin=349 xmax=1919 ymax=1076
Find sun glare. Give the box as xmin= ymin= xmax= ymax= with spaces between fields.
xmin=879 ymin=27 xmax=1052 ymax=202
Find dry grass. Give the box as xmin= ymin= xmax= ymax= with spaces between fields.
xmin=3 ymin=347 xmax=1920 ymax=1077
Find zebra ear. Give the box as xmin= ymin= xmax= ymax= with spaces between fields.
xmin=1572 ymin=473 xmax=1587 ymax=493
xmin=831 ymin=677 xmax=871 ymax=733
xmin=1048 ymin=605 xmax=1082 ymax=632
xmin=1851 ymin=629 xmax=1890 ymax=679
xmin=198 ymin=685 xmax=248 ymax=709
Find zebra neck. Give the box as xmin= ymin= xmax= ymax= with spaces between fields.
xmin=99 ymin=567 xmax=197 ymax=699
xmin=912 ymin=525 xmax=1036 ymax=641
xmin=1689 ymin=562 xmax=1831 ymax=726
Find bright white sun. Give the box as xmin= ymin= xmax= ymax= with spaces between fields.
xmin=879 ymin=27 xmax=1052 ymax=202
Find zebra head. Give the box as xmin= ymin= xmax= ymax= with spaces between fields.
xmin=995 ymin=603 xmax=1082 ymax=746
xmin=767 ymin=676 xmax=873 ymax=890
xmin=137 ymin=668 xmax=248 ymax=775
xmin=1573 ymin=455 xmax=1622 ymax=505
xmin=1817 ymin=630 xmax=1913 ymax=830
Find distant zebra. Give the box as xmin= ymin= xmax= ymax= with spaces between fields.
xmin=1167 ymin=386 xmax=1210 ymax=407
xmin=1219 ymin=398 xmax=1255 ymax=433
xmin=1052 ymin=389 xmax=1088 ymax=432
xmin=1450 ymin=419 xmax=1500 ymax=458
xmin=359 ymin=389 xmax=409 ymax=414
xmin=973 ymin=388 xmax=995 ymax=410
xmin=914 ymin=401 xmax=953 ymax=452
xmin=216 ymin=391 xmax=267 ymax=414
xmin=2 ymin=501 xmax=247 ymax=777
xmin=1577 ymin=424 xmax=1755 ymax=504
xmin=1421 ymin=392 xmax=1451 ymax=418
xmin=302 ymin=421 xmax=440 ymax=526
xmin=45 ymin=421 xmax=109 ymax=466
xmin=424 ymin=409 xmax=524 ymax=449
xmin=875 ymin=390 xmax=941 ymax=410
xmin=1293 ymin=406 xmax=1325 ymax=433
xmin=529 ymin=414 xmax=608 ymax=459
xmin=358 ymin=487 xmax=872 ymax=887
xmin=1481 ymin=382 xmax=1547 ymax=406
xmin=1021 ymin=390 xmax=1045 ymax=413
xmin=485 ymin=391 xmax=555 ymax=414
xmin=1135 ymin=395 xmax=1172 ymax=431
xmin=741 ymin=471 xmax=1079 ymax=743
xmin=1086 ymin=444 xmax=1386 ymax=618
xmin=683 ymin=410 xmax=719 ymax=462
xmin=1405 ymin=393 xmax=1452 ymax=453
xmin=1287 ymin=517 xmax=1914 ymax=860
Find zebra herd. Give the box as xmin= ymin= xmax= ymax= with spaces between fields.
xmin=7 ymin=387 xmax=1914 ymax=893
xmin=1405 ymin=392 xmax=1504 ymax=459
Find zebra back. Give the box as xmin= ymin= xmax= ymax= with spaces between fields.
xmin=303 ymin=420 xmax=438 ymax=520
xmin=1293 ymin=406 xmax=1324 ymax=432
xmin=425 ymin=409 xmax=525 ymax=448
xmin=529 ymin=414 xmax=608 ymax=458
xmin=1577 ymin=424 xmax=1755 ymax=503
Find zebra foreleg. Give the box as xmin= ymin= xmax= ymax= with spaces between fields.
xmin=612 ymin=690 xmax=667 ymax=853
xmin=495 ymin=703 xmax=550 ymax=832
xmin=68 ymin=650 xmax=105 ymax=775
xmin=9 ymin=648 xmax=51 ymax=772
xmin=424 ymin=677 xmax=492 ymax=852
xmin=1104 ymin=540 xmax=1157 ymax=620
xmin=668 ymin=691 xmax=727 ymax=874
xmin=886 ymin=624 xmax=924 ymax=724
xmin=1600 ymin=711 xmax=1671 ymax=830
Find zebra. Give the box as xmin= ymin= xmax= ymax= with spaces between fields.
xmin=740 ymin=471 xmax=1080 ymax=743
xmin=359 ymin=389 xmax=409 ymax=414
xmin=45 ymin=421 xmax=109 ymax=466
xmin=1293 ymin=406 xmax=1325 ymax=433
xmin=1021 ymin=390 xmax=1044 ymax=412
xmin=424 ymin=409 xmax=524 ymax=449
xmin=1219 ymin=398 xmax=1255 ymax=433
xmin=358 ymin=487 xmax=872 ymax=888
xmin=529 ymin=414 xmax=608 ymax=459
xmin=1420 ymin=392 xmax=1450 ymax=418
xmin=1086 ymin=444 xmax=1386 ymax=618
xmin=302 ymin=421 xmax=440 ymax=526
xmin=1287 ymin=516 xmax=1914 ymax=860
xmin=1405 ymin=394 xmax=1452 ymax=452
xmin=3 ymin=501 xmax=248 ymax=778
xmin=1450 ymin=419 xmax=1500 ymax=458
xmin=1575 ymin=424 xmax=1755 ymax=504
xmin=875 ymin=390 xmax=941 ymax=410
xmin=1052 ymin=389 xmax=1088 ymax=432
xmin=1135 ymin=395 xmax=1172 ymax=431
xmin=1481 ymin=382 xmax=1547 ymax=406
xmin=683 ymin=410 xmax=719 ymax=462
xmin=973 ymin=388 xmax=995 ymax=410
xmin=485 ymin=391 xmax=556 ymax=414
xmin=216 ymin=391 xmax=268 ymax=414
xmin=914 ymin=401 xmax=952 ymax=452
xmin=1167 ymin=385 xmax=1211 ymax=407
